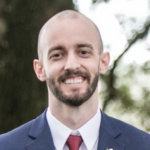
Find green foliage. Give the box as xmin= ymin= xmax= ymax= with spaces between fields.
xmin=101 ymin=61 xmax=150 ymax=132
xmin=95 ymin=1 xmax=150 ymax=130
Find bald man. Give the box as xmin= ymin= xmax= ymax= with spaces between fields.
xmin=0 ymin=10 xmax=150 ymax=150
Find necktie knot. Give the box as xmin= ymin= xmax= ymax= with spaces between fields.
xmin=66 ymin=135 xmax=83 ymax=150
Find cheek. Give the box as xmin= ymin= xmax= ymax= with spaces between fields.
xmin=45 ymin=62 xmax=64 ymax=79
xmin=85 ymin=59 xmax=99 ymax=72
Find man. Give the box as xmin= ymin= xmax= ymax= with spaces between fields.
xmin=0 ymin=10 xmax=150 ymax=150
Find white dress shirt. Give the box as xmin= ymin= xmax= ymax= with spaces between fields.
xmin=46 ymin=108 xmax=101 ymax=150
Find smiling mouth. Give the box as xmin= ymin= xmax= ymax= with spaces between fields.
xmin=63 ymin=76 xmax=85 ymax=84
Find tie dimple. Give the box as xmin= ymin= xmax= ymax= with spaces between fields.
xmin=66 ymin=135 xmax=83 ymax=150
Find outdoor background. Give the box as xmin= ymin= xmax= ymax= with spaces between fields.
xmin=0 ymin=0 xmax=150 ymax=134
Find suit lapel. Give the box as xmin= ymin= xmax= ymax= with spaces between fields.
xmin=97 ymin=111 xmax=125 ymax=150
xmin=26 ymin=110 xmax=55 ymax=150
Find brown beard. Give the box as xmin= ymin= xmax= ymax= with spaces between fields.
xmin=46 ymin=70 xmax=99 ymax=107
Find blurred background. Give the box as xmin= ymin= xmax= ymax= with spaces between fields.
xmin=0 ymin=0 xmax=150 ymax=134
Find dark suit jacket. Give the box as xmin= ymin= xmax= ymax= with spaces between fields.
xmin=0 ymin=110 xmax=150 ymax=150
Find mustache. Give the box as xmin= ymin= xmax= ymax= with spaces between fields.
xmin=58 ymin=70 xmax=90 ymax=83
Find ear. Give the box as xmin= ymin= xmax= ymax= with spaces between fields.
xmin=33 ymin=59 xmax=46 ymax=82
xmin=99 ymin=52 xmax=110 ymax=74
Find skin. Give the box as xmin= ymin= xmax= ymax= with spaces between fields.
xmin=33 ymin=10 xmax=110 ymax=130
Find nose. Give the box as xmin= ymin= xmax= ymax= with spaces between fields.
xmin=64 ymin=52 xmax=80 ymax=71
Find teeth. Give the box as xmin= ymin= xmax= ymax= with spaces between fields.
xmin=64 ymin=78 xmax=83 ymax=84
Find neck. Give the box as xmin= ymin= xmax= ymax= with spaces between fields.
xmin=48 ymin=89 xmax=99 ymax=130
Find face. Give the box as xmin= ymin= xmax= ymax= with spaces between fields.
xmin=36 ymin=16 xmax=108 ymax=107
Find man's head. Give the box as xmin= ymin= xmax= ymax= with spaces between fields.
xmin=34 ymin=10 xmax=110 ymax=107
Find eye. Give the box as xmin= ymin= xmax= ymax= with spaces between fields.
xmin=53 ymin=53 xmax=61 ymax=57
xmin=50 ymin=52 xmax=64 ymax=60
xmin=79 ymin=50 xmax=91 ymax=57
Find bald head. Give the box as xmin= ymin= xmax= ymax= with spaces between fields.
xmin=37 ymin=10 xmax=103 ymax=60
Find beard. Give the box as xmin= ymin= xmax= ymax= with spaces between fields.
xmin=46 ymin=70 xmax=99 ymax=107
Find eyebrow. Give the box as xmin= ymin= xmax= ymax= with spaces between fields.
xmin=76 ymin=43 xmax=93 ymax=50
xmin=48 ymin=46 xmax=65 ymax=56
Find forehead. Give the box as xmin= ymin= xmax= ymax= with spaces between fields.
xmin=38 ymin=12 xmax=102 ymax=58
xmin=49 ymin=18 xmax=98 ymax=39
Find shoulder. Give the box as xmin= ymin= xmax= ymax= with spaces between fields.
xmin=0 ymin=119 xmax=34 ymax=150
xmin=0 ymin=110 xmax=47 ymax=150
xmin=113 ymin=117 xmax=150 ymax=149
xmin=101 ymin=112 xmax=150 ymax=149
xmin=110 ymin=115 xmax=149 ymax=136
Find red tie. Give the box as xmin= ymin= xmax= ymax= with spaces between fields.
xmin=66 ymin=135 xmax=83 ymax=150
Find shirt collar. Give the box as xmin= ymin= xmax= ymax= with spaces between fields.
xmin=46 ymin=108 xmax=72 ymax=150
xmin=46 ymin=107 xmax=101 ymax=150
xmin=78 ymin=109 xmax=101 ymax=150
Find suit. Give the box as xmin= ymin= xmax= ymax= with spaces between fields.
xmin=0 ymin=110 xmax=150 ymax=150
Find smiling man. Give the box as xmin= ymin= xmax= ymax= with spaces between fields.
xmin=0 ymin=10 xmax=150 ymax=150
